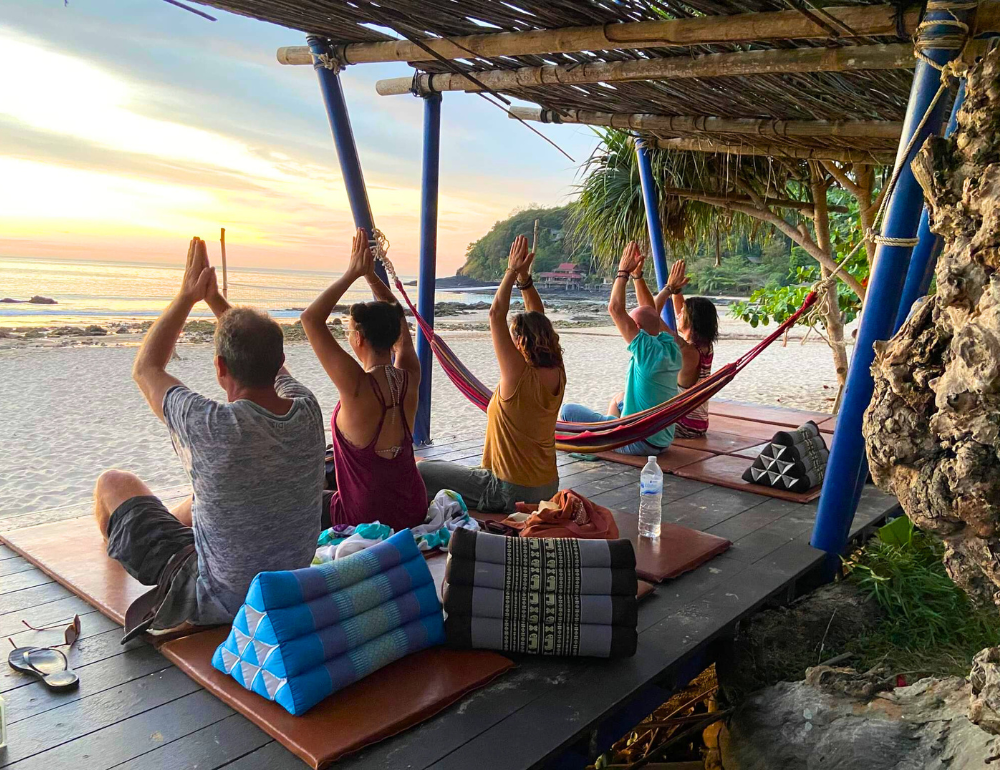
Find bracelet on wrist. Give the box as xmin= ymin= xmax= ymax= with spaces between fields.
xmin=516 ymin=275 xmax=534 ymax=290
xmin=615 ymin=270 xmax=630 ymax=280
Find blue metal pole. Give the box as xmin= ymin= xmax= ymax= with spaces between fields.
xmin=635 ymin=139 xmax=677 ymax=329
xmin=894 ymin=80 xmax=966 ymax=333
xmin=414 ymin=94 xmax=441 ymax=447
xmin=306 ymin=36 xmax=389 ymax=287
xmin=810 ymin=7 xmax=973 ymax=556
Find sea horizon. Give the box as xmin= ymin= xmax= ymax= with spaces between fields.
xmin=0 ymin=254 xmax=489 ymax=328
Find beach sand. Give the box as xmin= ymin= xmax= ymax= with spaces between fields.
xmin=0 ymin=327 xmax=847 ymax=520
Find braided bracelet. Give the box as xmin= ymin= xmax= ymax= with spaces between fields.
xmin=516 ymin=275 xmax=534 ymax=290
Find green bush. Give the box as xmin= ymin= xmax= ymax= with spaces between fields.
xmin=845 ymin=522 xmax=1000 ymax=676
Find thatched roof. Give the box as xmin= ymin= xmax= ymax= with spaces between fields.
xmin=196 ymin=0 xmax=979 ymax=161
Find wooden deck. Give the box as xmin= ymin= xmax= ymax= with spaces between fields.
xmin=0 ymin=432 xmax=898 ymax=770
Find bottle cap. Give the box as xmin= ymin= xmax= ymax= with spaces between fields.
xmin=648 ymin=456 xmax=656 ymax=462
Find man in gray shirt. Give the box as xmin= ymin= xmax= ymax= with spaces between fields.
xmin=93 ymin=237 xmax=325 ymax=639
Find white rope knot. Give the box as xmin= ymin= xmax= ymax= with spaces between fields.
xmin=370 ymin=227 xmax=399 ymax=285
xmin=312 ymin=43 xmax=349 ymax=73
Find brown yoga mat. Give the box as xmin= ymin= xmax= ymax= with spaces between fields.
xmin=731 ymin=442 xmax=770 ymax=461
xmin=472 ymin=511 xmax=729 ymax=584
xmin=708 ymin=401 xmax=832 ymax=427
xmin=1 ymin=515 xmax=146 ymax=628
xmin=610 ymin=512 xmax=730 ymax=582
xmin=1 ymin=516 xmax=514 ymax=769
xmin=161 ymin=630 xmax=512 ymax=769
xmin=673 ymin=454 xmax=822 ymax=503
xmin=672 ymin=430 xmax=765 ymax=455
xmin=588 ymin=445 xmax=714 ymax=472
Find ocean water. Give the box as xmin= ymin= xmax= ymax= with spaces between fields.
xmin=0 ymin=256 xmax=484 ymax=327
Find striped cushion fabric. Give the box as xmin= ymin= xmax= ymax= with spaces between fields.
xmin=212 ymin=529 xmax=445 ymax=715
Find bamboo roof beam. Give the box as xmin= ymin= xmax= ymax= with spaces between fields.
xmin=276 ymin=2 xmax=1000 ymax=66
xmin=508 ymin=106 xmax=903 ymax=141
xmin=654 ymin=137 xmax=895 ymax=164
xmin=375 ymin=43 xmax=915 ymax=95
xmin=660 ymin=187 xmax=850 ymax=215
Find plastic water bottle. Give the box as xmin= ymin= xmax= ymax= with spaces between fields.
xmin=639 ymin=456 xmax=662 ymax=539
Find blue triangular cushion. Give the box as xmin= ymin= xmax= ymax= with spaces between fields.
xmin=211 ymin=529 xmax=444 ymax=715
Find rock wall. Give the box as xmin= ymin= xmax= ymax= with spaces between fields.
xmin=864 ymin=49 xmax=1000 ymax=607
xmin=722 ymin=667 xmax=1000 ymax=769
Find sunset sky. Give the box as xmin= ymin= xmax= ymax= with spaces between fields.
xmin=0 ymin=1 xmax=601 ymax=275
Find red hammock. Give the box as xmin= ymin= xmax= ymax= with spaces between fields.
xmin=393 ymin=277 xmax=816 ymax=453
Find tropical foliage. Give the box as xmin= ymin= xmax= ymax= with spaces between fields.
xmin=730 ymin=189 xmax=871 ymax=328
xmin=459 ymin=204 xmax=593 ymax=281
xmin=570 ymin=127 xmax=797 ymax=270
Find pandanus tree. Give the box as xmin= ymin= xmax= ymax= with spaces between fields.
xmin=572 ymin=128 xmax=880 ymax=395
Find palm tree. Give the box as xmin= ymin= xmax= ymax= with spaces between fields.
xmin=572 ymin=129 xmax=878 ymax=395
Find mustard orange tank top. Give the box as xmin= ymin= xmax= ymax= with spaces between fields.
xmin=481 ymin=365 xmax=565 ymax=488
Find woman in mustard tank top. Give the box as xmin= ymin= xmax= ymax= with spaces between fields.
xmin=418 ymin=235 xmax=565 ymax=512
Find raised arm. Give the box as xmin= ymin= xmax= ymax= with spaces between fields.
xmin=133 ymin=237 xmax=214 ymax=421
xmin=364 ymin=269 xmax=419 ymax=382
xmin=631 ymin=251 xmax=657 ymax=309
xmin=608 ymin=242 xmax=642 ymax=344
xmin=300 ymin=228 xmax=370 ymax=396
xmin=516 ymin=257 xmax=545 ymax=315
xmin=654 ymin=259 xmax=689 ymax=317
xmin=491 ymin=235 xmax=534 ymax=396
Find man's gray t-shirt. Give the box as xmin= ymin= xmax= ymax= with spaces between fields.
xmin=163 ymin=373 xmax=325 ymax=623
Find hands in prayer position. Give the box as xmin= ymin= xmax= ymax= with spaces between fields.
xmin=618 ymin=242 xmax=643 ymax=277
xmin=666 ymin=259 xmax=690 ymax=295
xmin=507 ymin=234 xmax=535 ymax=278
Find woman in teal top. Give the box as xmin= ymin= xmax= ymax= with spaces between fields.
xmin=560 ymin=242 xmax=696 ymax=455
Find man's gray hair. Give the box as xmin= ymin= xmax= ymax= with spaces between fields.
xmin=214 ymin=307 xmax=284 ymax=388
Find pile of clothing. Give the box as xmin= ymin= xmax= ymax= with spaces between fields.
xmin=741 ymin=421 xmax=829 ymax=493
xmin=501 ymin=489 xmax=619 ymax=539
xmin=213 ymin=529 xmax=443 ymax=715
xmin=313 ymin=490 xmax=477 ymax=564
xmin=442 ymin=528 xmax=638 ymax=658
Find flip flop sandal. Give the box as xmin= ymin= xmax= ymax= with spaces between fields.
xmin=7 ymin=646 xmax=80 ymax=691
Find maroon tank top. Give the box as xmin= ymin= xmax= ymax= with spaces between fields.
xmin=327 ymin=369 xmax=428 ymax=530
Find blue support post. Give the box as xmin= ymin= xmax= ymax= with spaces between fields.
xmin=306 ymin=36 xmax=389 ymax=287
xmin=894 ymin=80 xmax=966 ymax=333
xmin=414 ymin=93 xmax=441 ymax=446
xmin=635 ymin=139 xmax=677 ymax=329
xmin=810 ymin=7 xmax=973 ymax=557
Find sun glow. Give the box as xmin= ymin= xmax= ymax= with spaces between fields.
xmin=0 ymin=25 xmax=533 ymax=272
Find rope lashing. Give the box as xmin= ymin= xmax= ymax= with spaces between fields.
xmin=311 ymin=41 xmax=349 ymax=73
xmin=830 ymin=0 xmax=973 ymax=266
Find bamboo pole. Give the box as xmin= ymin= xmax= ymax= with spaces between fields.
xmin=654 ymin=137 xmax=894 ymax=164
xmin=376 ymin=43 xmax=914 ymax=96
xmin=660 ymin=187 xmax=849 ymax=214
xmin=220 ymin=227 xmax=228 ymax=299
xmin=278 ymin=2 xmax=993 ymax=66
xmin=509 ymin=106 xmax=902 ymax=141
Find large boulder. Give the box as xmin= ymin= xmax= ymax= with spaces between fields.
xmin=864 ymin=47 xmax=1000 ymax=607
xmin=723 ymin=666 xmax=1000 ymax=769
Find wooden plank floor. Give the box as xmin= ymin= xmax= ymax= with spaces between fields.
xmin=0 ymin=435 xmax=898 ymax=770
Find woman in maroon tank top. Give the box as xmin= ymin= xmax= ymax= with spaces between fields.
xmin=300 ymin=228 xmax=427 ymax=531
